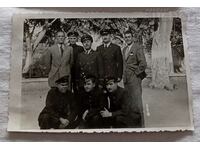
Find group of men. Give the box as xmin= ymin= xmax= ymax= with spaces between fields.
xmin=38 ymin=29 xmax=147 ymax=129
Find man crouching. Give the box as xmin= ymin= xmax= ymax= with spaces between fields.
xmin=38 ymin=76 xmax=78 ymax=129
xmin=101 ymin=77 xmax=142 ymax=128
xmin=79 ymin=75 xmax=106 ymax=129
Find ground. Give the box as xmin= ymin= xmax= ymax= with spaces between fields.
xmin=20 ymin=77 xmax=191 ymax=130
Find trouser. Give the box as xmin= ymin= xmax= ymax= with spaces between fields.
xmin=38 ymin=113 xmax=77 ymax=129
xmin=79 ymin=114 xmax=103 ymax=129
xmin=38 ymin=113 xmax=60 ymax=129
xmin=124 ymin=75 xmax=144 ymax=128
xmin=102 ymin=116 xmax=128 ymax=128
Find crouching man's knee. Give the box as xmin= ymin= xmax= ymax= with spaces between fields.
xmin=38 ymin=114 xmax=51 ymax=129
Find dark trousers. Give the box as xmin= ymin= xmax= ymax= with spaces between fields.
xmin=124 ymin=74 xmax=144 ymax=128
xmin=38 ymin=113 xmax=60 ymax=129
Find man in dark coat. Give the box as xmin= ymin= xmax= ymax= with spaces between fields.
xmin=76 ymin=34 xmax=104 ymax=88
xmin=38 ymin=76 xmax=78 ymax=129
xmin=67 ymin=31 xmax=84 ymax=92
xmin=96 ymin=29 xmax=123 ymax=82
xmin=123 ymin=30 xmax=147 ymax=127
xmin=78 ymin=75 xmax=106 ymax=129
xmin=100 ymin=77 xmax=142 ymax=128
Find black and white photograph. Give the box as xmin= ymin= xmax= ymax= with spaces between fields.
xmin=8 ymin=13 xmax=194 ymax=132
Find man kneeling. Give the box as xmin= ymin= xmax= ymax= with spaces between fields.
xmin=38 ymin=76 xmax=78 ymax=129
xmin=101 ymin=77 xmax=142 ymax=128
xmin=79 ymin=75 xmax=106 ymax=129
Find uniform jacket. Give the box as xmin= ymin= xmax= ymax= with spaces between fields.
xmin=122 ymin=43 xmax=147 ymax=84
xmin=79 ymin=87 xmax=106 ymax=120
xmin=39 ymin=88 xmax=78 ymax=123
xmin=75 ymin=50 xmax=104 ymax=83
xmin=41 ymin=44 xmax=73 ymax=87
xmin=97 ymin=43 xmax=123 ymax=80
xmin=70 ymin=44 xmax=84 ymax=81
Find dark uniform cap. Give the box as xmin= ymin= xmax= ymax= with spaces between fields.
xmin=55 ymin=75 xmax=69 ymax=84
xmin=104 ymin=76 xmax=118 ymax=84
xmin=67 ymin=31 xmax=79 ymax=37
xmin=81 ymin=34 xmax=93 ymax=43
xmin=100 ymin=29 xmax=111 ymax=36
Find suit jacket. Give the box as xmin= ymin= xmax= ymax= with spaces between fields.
xmin=75 ymin=50 xmax=104 ymax=84
xmin=41 ymin=44 xmax=73 ymax=87
xmin=122 ymin=43 xmax=147 ymax=84
xmin=97 ymin=43 xmax=123 ymax=80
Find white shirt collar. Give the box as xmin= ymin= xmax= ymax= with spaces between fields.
xmin=104 ymin=42 xmax=111 ymax=48
xmin=84 ymin=49 xmax=92 ymax=54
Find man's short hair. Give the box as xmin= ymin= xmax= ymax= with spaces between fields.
xmin=124 ymin=30 xmax=133 ymax=36
xmin=55 ymin=30 xmax=65 ymax=37
xmin=67 ymin=31 xmax=79 ymax=37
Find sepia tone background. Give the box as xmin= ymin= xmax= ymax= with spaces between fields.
xmin=0 ymin=7 xmax=199 ymax=141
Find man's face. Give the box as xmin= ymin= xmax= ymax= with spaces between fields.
xmin=124 ymin=33 xmax=134 ymax=45
xmin=82 ymin=40 xmax=92 ymax=50
xmin=102 ymin=34 xmax=111 ymax=44
xmin=56 ymin=32 xmax=65 ymax=44
xmin=106 ymin=81 xmax=118 ymax=93
xmin=57 ymin=83 xmax=69 ymax=93
xmin=68 ymin=36 xmax=78 ymax=45
xmin=84 ymin=79 xmax=95 ymax=92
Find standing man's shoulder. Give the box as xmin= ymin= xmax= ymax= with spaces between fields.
xmin=110 ymin=43 xmax=120 ymax=49
xmin=96 ymin=44 xmax=104 ymax=51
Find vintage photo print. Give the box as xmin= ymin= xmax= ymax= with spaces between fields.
xmin=8 ymin=12 xmax=194 ymax=133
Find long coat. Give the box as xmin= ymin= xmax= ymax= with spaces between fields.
xmin=42 ymin=44 xmax=73 ymax=87
xmin=122 ymin=43 xmax=147 ymax=127
xmin=97 ymin=43 xmax=123 ymax=80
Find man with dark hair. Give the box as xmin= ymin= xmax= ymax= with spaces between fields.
xmin=76 ymin=34 xmax=104 ymax=89
xmin=78 ymin=75 xmax=106 ymax=128
xmin=100 ymin=77 xmax=142 ymax=128
xmin=38 ymin=75 xmax=78 ymax=129
xmin=96 ymin=29 xmax=123 ymax=82
xmin=41 ymin=31 xmax=73 ymax=88
xmin=123 ymin=30 xmax=147 ymax=127
xmin=67 ymin=31 xmax=84 ymax=92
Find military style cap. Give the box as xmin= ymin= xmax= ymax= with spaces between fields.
xmin=84 ymin=74 xmax=96 ymax=83
xmin=55 ymin=75 xmax=69 ymax=84
xmin=100 ymin=29 xmax=111 ymax=36
xmin=104 ymin=76 xmax=118 ymax=84
xmin=67 ymin=31 xmax=79 ymax=37
xmin=81 ymin=34 xmax=93 ymax=43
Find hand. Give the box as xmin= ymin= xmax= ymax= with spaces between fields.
xmin=82 ymin=110 xmax=89 ymax=121
xmin=100 ymin=108 xmax=112 ymax=118
xmin=59 ymin=117 xmax=69 ymax=128
xmin=117 ymin=78 xmax=121 ymax=82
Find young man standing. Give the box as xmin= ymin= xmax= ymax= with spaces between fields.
xmin=123 ymin=30 xmax=147 ymax=127
xmin=96 ymin=29 xmax=123 ymax=82
xmin=67 ymin=31 xmax=84 ymax=92
xmin=38 ymin=76 xmax=78 ymax=129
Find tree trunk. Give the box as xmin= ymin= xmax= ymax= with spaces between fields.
xmin=149 ymin=18 xmax=174 ymax=90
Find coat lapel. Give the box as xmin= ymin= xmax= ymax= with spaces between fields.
xmin=125 ymin=43 xmax=136 ymax=62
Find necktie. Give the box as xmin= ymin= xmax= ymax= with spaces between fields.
xmin=60 ymin=44 xmax=64 ymax=56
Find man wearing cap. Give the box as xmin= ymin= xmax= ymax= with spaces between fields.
xmin=38 ymin=76 xmax=78 ymax=129
xmin=76 ymin=34 xmax=104 ymax=88
xmin=78 ymin=75 xmax=106 ymax=128
xmin=67 ymin=31 xmax=84 ymax=93
xmin=41 ymin=31 xmax=73 ymax=88
xmin=123 ymin=30 xmax=147 ymax=127
xmin=96 ymin=29 xmax=123 ymax=82
xmin=100 ymin=77 xmax=142 ymax=128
